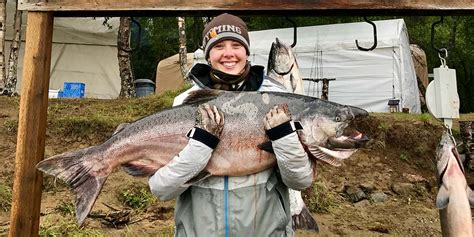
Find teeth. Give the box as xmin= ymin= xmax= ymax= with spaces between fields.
xmin=223 ymin=62 xmax=236 ymax=67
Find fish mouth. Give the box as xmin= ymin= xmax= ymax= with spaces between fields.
xmin=307 ymin=128 xmax=369 ymax=167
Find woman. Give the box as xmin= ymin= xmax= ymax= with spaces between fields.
xmin=149 ymin=13 xmax=313 ymax=237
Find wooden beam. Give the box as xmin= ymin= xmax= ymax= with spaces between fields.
xmin=18 ymin=0 xmax=474 ymax=15
xmin=9 ymin=11 xmax=53 ymax=237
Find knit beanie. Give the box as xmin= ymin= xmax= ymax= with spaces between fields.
xmin=202 ymin=13 xmax=250 ymax=59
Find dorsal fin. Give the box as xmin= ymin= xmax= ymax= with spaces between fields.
xmin=183 ymin=89 xmax=224 ymax=105
xmin=112 ymin=122 xmax=130 ymax=136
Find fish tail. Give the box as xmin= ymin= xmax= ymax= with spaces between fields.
xmin=36 ymin=146 xmax=106 ymax=225
xmin=292 ymin=205 xmax=320 ymax=232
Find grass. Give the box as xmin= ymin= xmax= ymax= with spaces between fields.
xmin=305 ymin=178 xmax=340 ymax=213
xmin=117 ymin=184 xmax=157 ymax=210
xmin=45 ymin=88 xmax=185 ymax=141
xmin=55 ymin=200 xmax=75 ymax=216
xmin=399 ymin=151 xmax=410 ymax=161
xmin=39 ymin=217 xmax=103 ymax=237
xmin=1 ymin=119 xmax=18 ymax=135
xmin=0 ymin=182 xmax=12 ymax=212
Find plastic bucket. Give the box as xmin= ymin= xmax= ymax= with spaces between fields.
xmin=134 ymin=79 xmax=155 ymax=97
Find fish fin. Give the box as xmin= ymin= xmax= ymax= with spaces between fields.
xmin=292 ymin=205 xmax=319 ymax=232
xmin=112 ymin=122 xmax=130 ymax=136
xmin=258 ymin=141 xmax=274 ymax=153
xmin=184 ymin=171 xmax=211 ymax=185
xmin=467 ymin=186 xmax=474 ymax=208
xmin=308 ymin=147 xmax=341 ymax=167
xmin=182 ymin=89 xmax=223 ymax=105
xmin=436 ymin=184 xmax=449 ymax=209
xmin=121 ymin=159 xmax=160 ymax=177
xmin=36 ymin=146 xmax=106 ymax=225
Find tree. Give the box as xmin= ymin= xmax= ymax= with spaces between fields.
xmin=131 ymin=17 xmax=203 ymax=81
xmin=0 ymin=0 xmax=6 ymax=92
xmin=177 ymin=17 xmax=189 ymax=80
xmin=117 ymin=17 xmax=135 ymax=98
xmin=4 ymin=3 xmax=22 ymax=96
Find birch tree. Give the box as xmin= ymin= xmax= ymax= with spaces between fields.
xmin=177 ymin=17 xmax=189 ymax=81
xmin=4 ymin=3 xmax=22 ymax=96
xmin=0 ymin=0 xmax=6 ymax=92
xmin=117 ymin=17 xmax=135 ymax=98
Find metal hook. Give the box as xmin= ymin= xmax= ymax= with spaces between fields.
xmin=119 ymin=17 xmax=142 ymax=53
xmin=355 ymin=17 xmax=377 ymax=51
xmin=285 ymin=17 xmax=297 ymax=48
xmin=431 ymin=16 xmax=447 ymax=58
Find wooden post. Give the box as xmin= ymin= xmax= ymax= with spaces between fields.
xmin=9 ymin=11 xmax=53 ymax=237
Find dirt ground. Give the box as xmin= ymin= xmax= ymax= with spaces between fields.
xmin=0 ymin=95 xmax=473 ymax=236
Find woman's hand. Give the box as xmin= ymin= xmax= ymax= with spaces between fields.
xmin=197 ymin=103 xmax=225 ymax=138
xmin=264 ymin=104 xmax=291 ymax=130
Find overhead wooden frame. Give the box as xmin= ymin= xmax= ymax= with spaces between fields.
xmin=18 ymin=0 xmax=474 ymax=15
xmin=8 ymin=1 xmax=474 ymax=237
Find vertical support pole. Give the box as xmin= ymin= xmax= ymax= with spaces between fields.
xmin=9 ymin=11 xmax=53 ymax=237
xmin=321 ymin=79 xmax=329 ymax=100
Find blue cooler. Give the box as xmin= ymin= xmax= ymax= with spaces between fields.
xmin=61 ymin=82 xmax=85 ymax=98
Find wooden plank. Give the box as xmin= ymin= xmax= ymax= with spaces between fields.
xmin=8 ymin=11 xmax=53 ymax=237
xmin=18 ymin=0 xmax=474 ymax=14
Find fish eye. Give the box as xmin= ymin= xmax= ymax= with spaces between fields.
xmin=335 ymin=116 xmax=341 ymax=122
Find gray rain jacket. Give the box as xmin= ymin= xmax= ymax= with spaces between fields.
xmin=148 ymin=64 xmax=313 ymax=237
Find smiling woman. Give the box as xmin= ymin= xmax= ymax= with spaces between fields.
xmin=148 ymin=13 xmax=317 ymax=237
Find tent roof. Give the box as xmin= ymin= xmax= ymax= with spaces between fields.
xmin=249 ymin=19 xmax=407 ymax=54
xmin=6 ymin=0 xmax=119 ymax=46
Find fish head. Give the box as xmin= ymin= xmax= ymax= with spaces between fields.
xmin=436 ymin=132 xmax=463 ymax=176
xmin=267 ymin=38 xmax=296 ymax=76
xmin=297 ymin=100 xmax=369 ymax=166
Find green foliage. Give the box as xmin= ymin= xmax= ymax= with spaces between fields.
xmin=418 ymin=113 xmax=432 ymax=122
xmin=55 ymin=201 xmax=75 ymax=216
xmin=39 ymin=217 xmax=103 ymax=237
xmin=131 ymin=17 xmax=204 ymax=80
xmin=0 ymin=182 xmax=12 ymax=212
xmin=377 ymin=122 xmax=390 ymax=132
xmin=305 ymin=179 xmax=340 ymax=213
xmin=400 ymin=151 xmax=409 ymax=161
xmin=118 ymin=184 xmax=156 ymax=210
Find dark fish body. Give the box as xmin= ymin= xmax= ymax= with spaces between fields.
xmin=436 ymin=132 xmax=474 ymax=237
xmin=267 ymin=38 xmax=304 ymax=95
xmin=37 ymin=90 xmax=368 ymax=225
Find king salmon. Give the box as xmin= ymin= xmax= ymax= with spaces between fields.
xmin=436 ymin=131 xmax=474 ymax=237
xmin=267 ymin=38 xmax=304 ymax=95
xmin=36 ymin=90 xmax=368 ymax=225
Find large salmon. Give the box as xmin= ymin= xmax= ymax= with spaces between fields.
xmin=267 ymin=38 xmax=304 ymax=95
xmin=436 ymin=131 xmax=474 ymax=236
xmin=37 ymin=90 xmax=368 ymax=225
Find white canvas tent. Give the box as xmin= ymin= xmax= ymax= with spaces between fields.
xmin=247 ymin=19 xmax=421 ymax=113
xmin=5 ymin=0 xmax=121 ymax=99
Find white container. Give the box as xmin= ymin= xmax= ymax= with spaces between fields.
xmin=48 ymin=89 xmax=60 ymax=98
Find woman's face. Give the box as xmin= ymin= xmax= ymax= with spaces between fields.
xmin=208 ymin=40 xmax=248 ymax=75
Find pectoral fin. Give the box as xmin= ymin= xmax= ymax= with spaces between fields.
xmin=258 ymin=141 xmax=274 ymax=154
xmin=436 ymin=184 xmax=449 ymax=209
xmin=307 ymin=147 xmax=341 ymax=167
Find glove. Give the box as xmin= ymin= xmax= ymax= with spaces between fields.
xmin=197 ymin=103 xmax=225 ymax=138
xmin=264 ymin=104 xmax=291 ymax=130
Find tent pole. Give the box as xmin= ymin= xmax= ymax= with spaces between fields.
xmin=9 ymin=11 xmax=53 ymax=237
